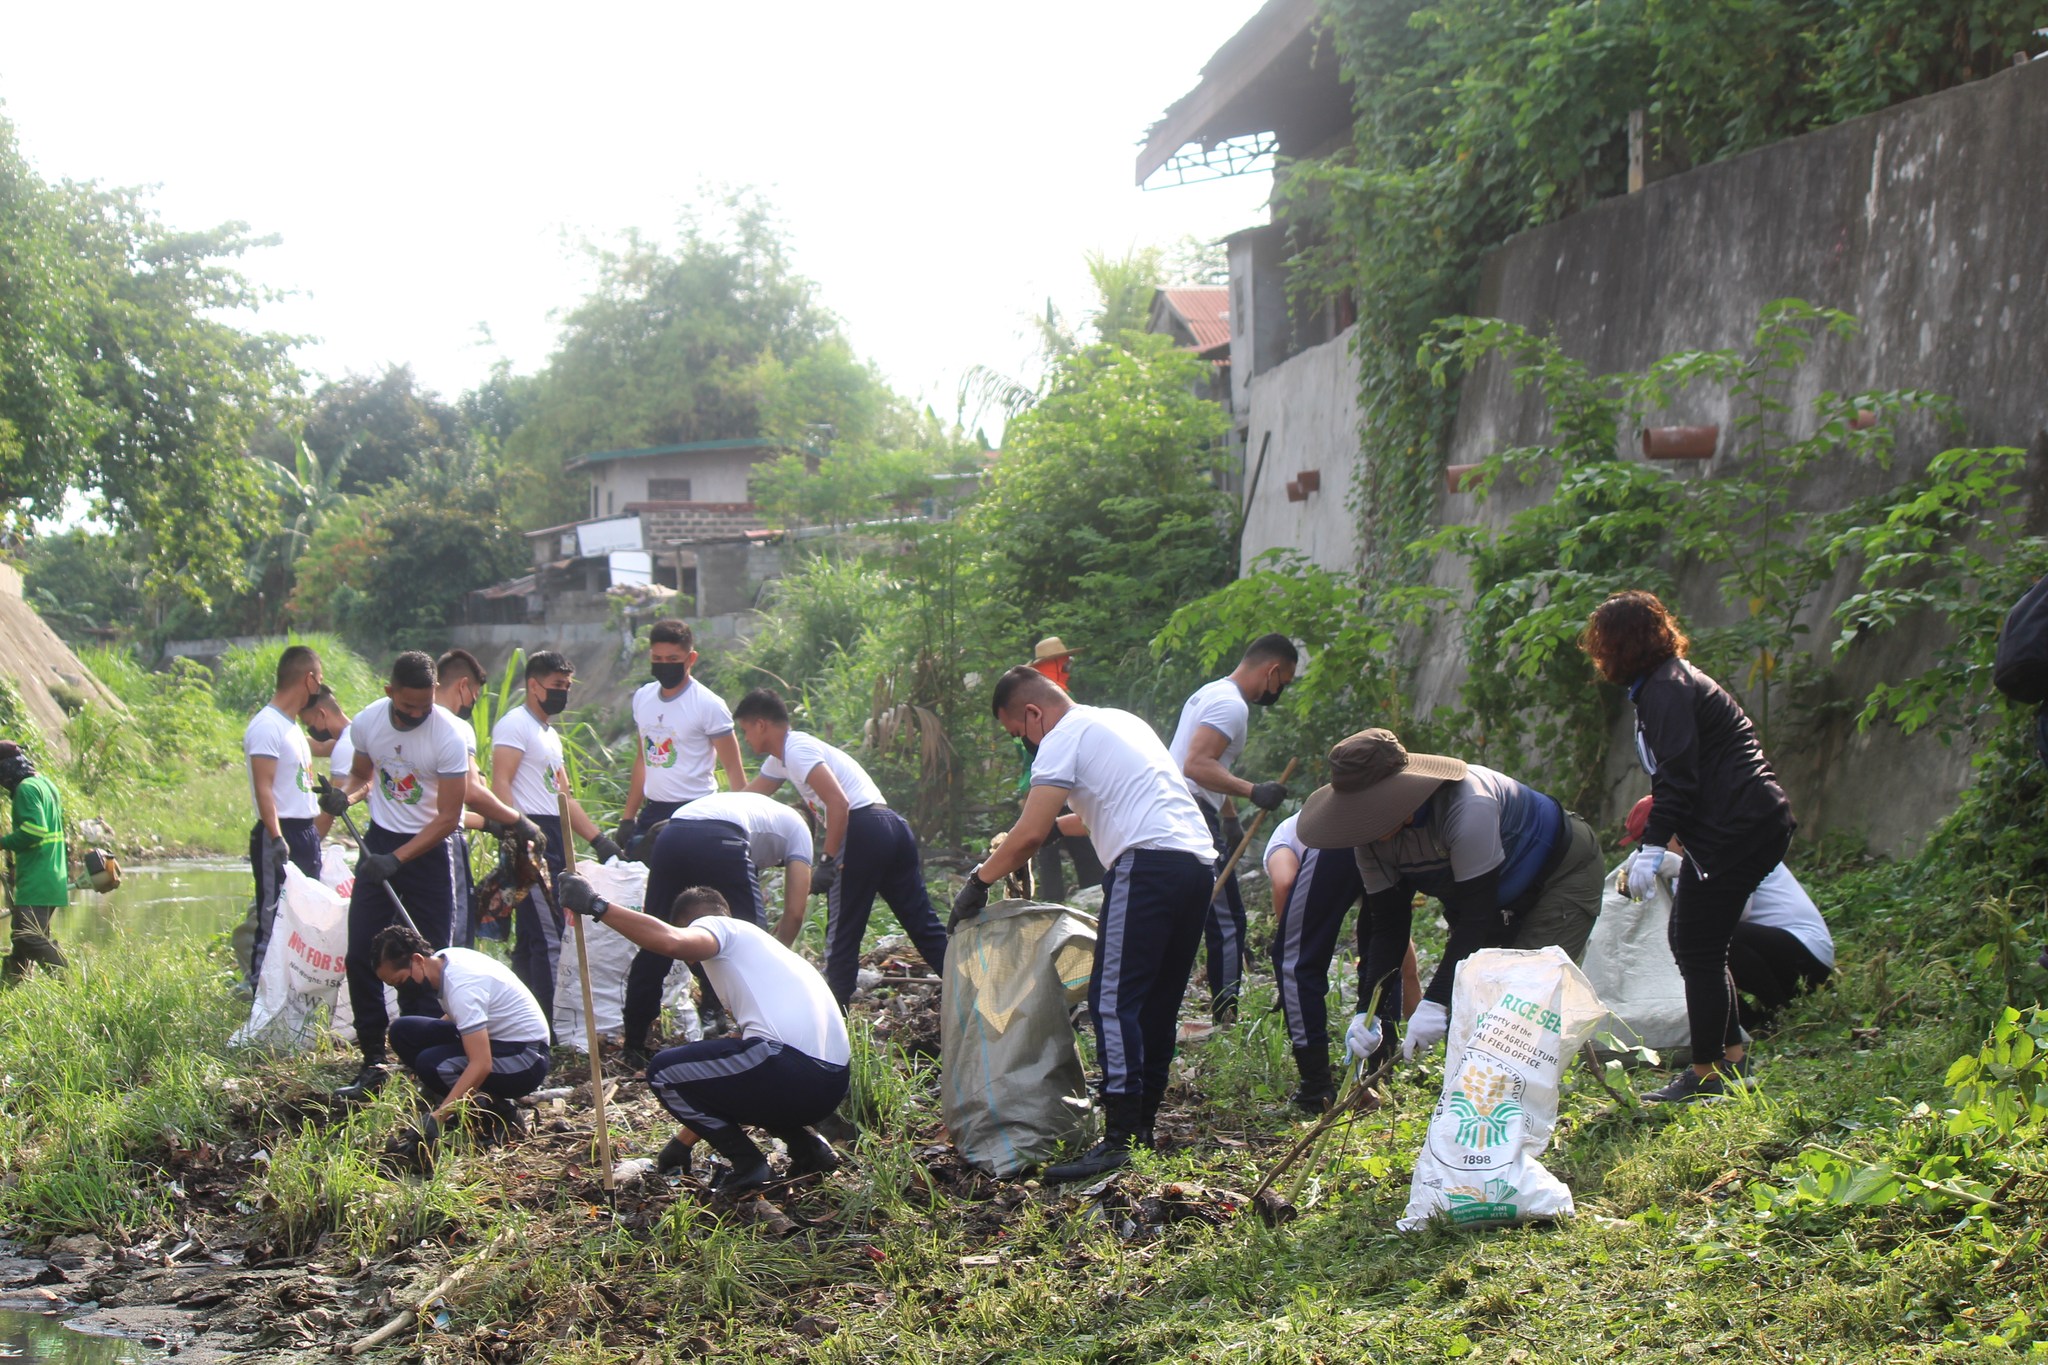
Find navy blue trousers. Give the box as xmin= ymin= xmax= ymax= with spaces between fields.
xmin=625 ymin=799 xmax=686 ymax=858
xmin=823 ymin=805 xmax=948 ymax=1009
xmin=511 ymin=812 xmax=567 ymax=1041
xmin=451 ymin=831 xmax=477 ymax=948
xmin=1092 ymin=847 xmax=1211 ymax=1098
xmin=248 ymin=817 xmax=322 ymax=984
xmin=1198 ymin=803 xmax=1248 ymax=1015
xmin=345 ymin=825 xmax=462 ymax=1063
xmin=389 ymin=1016 xmax=550 ymax=1101
xmin=622 ymin=818 xmax=762 ymax=1047
xmin=648 ymin=1035 xmax=849 ymax=1136
xmin=1270 ymin=844 xmax=1369 ymax=1052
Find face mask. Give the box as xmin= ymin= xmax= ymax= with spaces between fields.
xmin=651 ymin=661 xmax=689 ymax=689
xmin=307 ymin=725 xmax=334 ymax=743
xmin=541 ymin=687 xmax=570 ymax=716
xmin=1254 ymin=679 xmax=1289 ymax=707
xmin=1021 ymin=736 xmax=1041 ymax=759
xmin=391 ymin=707 xmax=428 ymax=732
xmin=456 ymin=700 xmax=476 ymax=722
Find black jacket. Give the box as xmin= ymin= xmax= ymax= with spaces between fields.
xmin=1630 ymin=657 xmax=1794 ymax=876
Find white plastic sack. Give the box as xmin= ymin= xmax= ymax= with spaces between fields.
xmin=1400 ymin=946 xmax=1606 ymax=1231
xmin=941 ymin=899 xmax=1098 ymax=1177
xmin=231 ymin=855 xmax=352 ymax=1052
xmin=551 ymin=860 xmax=699 ymax=1053
xmin=1578 ymin=853 xmax=1688 ymax=1052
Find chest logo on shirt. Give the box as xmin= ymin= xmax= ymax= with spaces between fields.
xmin=645 ymin=735 xmax=677 ymax=768
xmin=294 ymin=765 xmax=313 ymax=792
xmin=379 ymin=767 xmax=424 ymax=806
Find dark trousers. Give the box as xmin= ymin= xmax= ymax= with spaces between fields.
xmin=248 ymin=817 xmax=323 ymax=983
xmin=1092 ymin=847 xmax=1211 ymax=1098
xmin=626 ymin=799 xmax=686 ymax=858
xmin=345 ymin=825 xmax=460 ymax=1062
xmin=389 ymin=1017 xmax=550 ymax=1101
xmin=1271 ymin=845 xmax=1367 ymax=1052
xmin=511 ymin=813 xmax=566 ymax=1040
xmin=1669 ymin=825 xmax=1795 ymax=1060
xmin=1032 ymin=825 xmax=1106 ymax=903
xmin=5 ymin=904 xmax=67 ymax=979
xmin=451 ymin=831 xmax=476 ymax=949
xmin=622 ymin=819 xmax=762 ymax=1047
xmin=822 ymin=805 xmax=948 ymax=1009
xmin=648 ymin=1036 xmax=850 ymax=1136
xmin=1197 ymin=803 xmax=1247 ymax=1015
xmin=1727 ymin=921 xmax=1832 ymax=1029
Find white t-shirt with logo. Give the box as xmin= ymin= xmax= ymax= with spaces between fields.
xmin=695 ymin=917 xmax=850 ymax=1065
xmin=1168 ymin=677 xmax=1249 ymax=810
xmin=244 ymin=704 xmax=318 ymax=822
xmin=329 ymin=723 xmax=356 ymax=781
xmin=490 ymin=704 xmax=567 ymax=817
xmin=761 ymin=730 xmax=885 ymax=816
xmin=675 ymin=791 xmax=815 ymax=867
xmin=440 ymin=706 xmax=479 ymax=766
xmin=435 ymin=946 xmax=550 ymax=1044
xmin=631 ymin=679 xmax=736 ymax=803
xmin=351 ymin=698 xmax=470 ymax=835
xmin=1741 ymin=864 xmax=1836 ymax=969
xmin=1029 ymin=705 xmax=1216 ymax=867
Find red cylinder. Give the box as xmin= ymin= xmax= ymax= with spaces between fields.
xmin=1638 ymin=425 xmax=1719 ymax=460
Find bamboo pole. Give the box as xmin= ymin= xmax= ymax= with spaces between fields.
xmin=559 ymin=789 xmax=615 ymax=1194
xmin=1209 ymin=757 xmax=1300 ymax=905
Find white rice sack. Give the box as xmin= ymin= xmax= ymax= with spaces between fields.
xmin=552 ymin=860 xmax=700 ymax=1052
xmin=1399 ymin=947 xmax=1607 ymax=1232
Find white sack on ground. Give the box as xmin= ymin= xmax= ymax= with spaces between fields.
xmin=1400 ymin=946 xmax=1606 ymax=1231
xmin=552 ymin=859 xmax=699 ymax=1052
xmin=231 ymin=861 xmax=350 ymax=1052
xmin=942 ymin=899 xmax=1097 ymax=1177
xmin=1579 ymin=853 xmax=1688 ymax=1052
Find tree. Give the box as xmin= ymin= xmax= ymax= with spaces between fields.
xmin=304 ymin=365 xmax=465 ymax=494
xmin=957 ymin=247 xmax=1167 ymax=429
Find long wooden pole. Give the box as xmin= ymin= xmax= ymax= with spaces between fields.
xmin=1209 ymin=756 xmax=1300 ymax=905
xmin=558 ymin=790 xmax=615 ymax=1194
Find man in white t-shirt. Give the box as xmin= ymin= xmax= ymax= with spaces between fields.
xmin=489 ymin=649 xmax=620 ymax=1028
xmin=737 ymin=687 xmax=947 ymax=1008
xmin=1167 ymin=634 xmax=1299 ymax=1022
xmin=373 ymin=925 xmax=551 ymax=1153
xmin=433 ymin=648 xmax=493 ymax=948
xmin=961 ymin=667 xmax=1217 ymax=1181
xmin=243 ymin=644 xmax=328 ymax=990
xmin=618 ymin=619 xmax=748 ymax=855
xmin=299 ymin=687 xmax=354 ymax=827
xmin=319 ymin=651 xmax=534 ymax=1101
xmin=620 ymin=790 xmax=815 ymax=1057
xmin=557 ymin=877 xmax=849 ymax=1191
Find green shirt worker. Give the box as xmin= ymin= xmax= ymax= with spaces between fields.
xmin=0 ymin=741 xmax=67 ymax=978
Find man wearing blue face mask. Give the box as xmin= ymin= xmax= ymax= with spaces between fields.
xmin=1167 ymin=633 xmax=1299 ymax=1022
xmin=324 ymin=651 xmax=534 ymax=1102
xmin=489 ymin=649 xmax=619 ymax=1032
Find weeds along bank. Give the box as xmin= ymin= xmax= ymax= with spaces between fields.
xmin=0 ymin=751 xmax=2042 ymax=1358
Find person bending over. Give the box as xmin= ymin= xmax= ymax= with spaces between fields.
xmin=557 ymin=878 xmax=848 ymax=1192
xmin=372 ymin=925 xmax=551 ymax=1150
xmin=1583 ymin=590 xmax=1796 ymax=1103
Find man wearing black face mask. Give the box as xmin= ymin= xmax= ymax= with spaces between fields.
xmin=300 ymin=687 xmax=353 ymax=840
xmin=1166 ymin=633 xmax=1300 ymax=1022
xmin=619 ymin=620 xmax=748 ymax=858
xmin=490 ymin=649 xmax=620 ymax=1030
xmin=244 ymin=645 xmax=327 ymax=992
xmin=435 ymin=649 xmax=493 ymax=949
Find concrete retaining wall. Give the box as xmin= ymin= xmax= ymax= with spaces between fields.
xmin=1238 ymin=325 xmax=1366 ymax=574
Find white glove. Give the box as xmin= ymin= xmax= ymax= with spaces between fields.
xmin=1401 ymin=999 xmax=1448 ymax=1061
xmin=1626 ymin=844 xmax=1667 ymax=900
xmin=1345 ymin=1012 xmax=1383 ymax=1063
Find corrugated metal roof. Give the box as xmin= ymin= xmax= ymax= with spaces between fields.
xmin=566 ymin=437 xmax=772 ymax=470
xmin=1159 ymin=287 xmax=1232 ymax=352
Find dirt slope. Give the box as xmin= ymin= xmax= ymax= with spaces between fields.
xmin=0 ymin=563 xmax=122 ymax=759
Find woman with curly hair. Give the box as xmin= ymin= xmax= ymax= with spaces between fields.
xmin=1582 ymin=590 xmax=1796 ymax=1102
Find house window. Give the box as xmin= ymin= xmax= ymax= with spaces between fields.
xmin=647 ymin=478 xmax=693 ymax=502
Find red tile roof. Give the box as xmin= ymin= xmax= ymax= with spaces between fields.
xmin=1160 ymin=288 xmax=1231 ymax=353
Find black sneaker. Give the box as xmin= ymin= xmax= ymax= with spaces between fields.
xmin=1643 ymin=1067 xmax=1732 ymax=1104
xmin=775 ymin=1129 xmax=841 ymax=1177
xmin=333 ymin=1062 xmax=389 ymax=1105
xmin=472 ymin=1095 xmax=527 ymax=1146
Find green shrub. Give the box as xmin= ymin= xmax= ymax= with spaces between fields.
xmin=214 ymin=633 xmax=381 ymax=716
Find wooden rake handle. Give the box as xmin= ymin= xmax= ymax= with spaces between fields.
xmin=559 ymin=789 xmax=615 ymax=1193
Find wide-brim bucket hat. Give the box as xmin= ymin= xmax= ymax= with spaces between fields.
xmin=1296 ymin=728 xmax=1468 ymax=848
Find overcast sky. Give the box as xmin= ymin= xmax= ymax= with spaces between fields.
xmin=4 ymin=1 xmax=1272 ymax=432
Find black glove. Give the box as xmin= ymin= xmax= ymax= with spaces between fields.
xmin=263 ymin=831 xmax=290 ymax=873
xmin=557 ymin=873 xmax=605 ymax=918
xmin=949 ymin=868 xmax=991 ymax=928
xmin=810 ymin=853 xmax=839 ymax=896
xmin=315 ymin=777 xmax=350 ymax=818
xmin=355 ymin=852 xmax=401 ymax=888
xmin=610 ymin=820 xmax=635 ymax=851
xmin=484 ymin=814 xmax=547 ymax=850
xmin=1248 ymin=781 xmax=1288 ymax=812
xmin=1220 ymin=809 xmax=1246 ymax=851
xmin=589 ymin=834 xmax=624 ymax=864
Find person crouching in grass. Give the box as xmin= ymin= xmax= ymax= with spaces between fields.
xmin=556 ymin=877 xmax=848 ymax=1192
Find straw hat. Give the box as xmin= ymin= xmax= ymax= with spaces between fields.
xmin=1296 ymin=728 xmax=1468 ymax=848
xmin=1031 ymin=636 xmax=1081 ymax=664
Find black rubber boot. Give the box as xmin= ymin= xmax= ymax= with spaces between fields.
xmin=1292 ymin=1046 xmax=1337 ymax=1114
xmin=699 ymin=1124 xmax=774 ymax=1193
xmin=656 ymin=1135 xmax=695 ymax=1175
xmin=333 ymin=1061 xmax=389 ymax=1105
xmin=1045 ymin=1093 xmax=1143 ymax=1183
xmin=471 ymin=1094 xmax=526 ymax=1147
xmin=1137 ymin=1091 xmax=1164 ymax=1150
xmin=771 ymin=1127 xmax=842 ymax=1176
